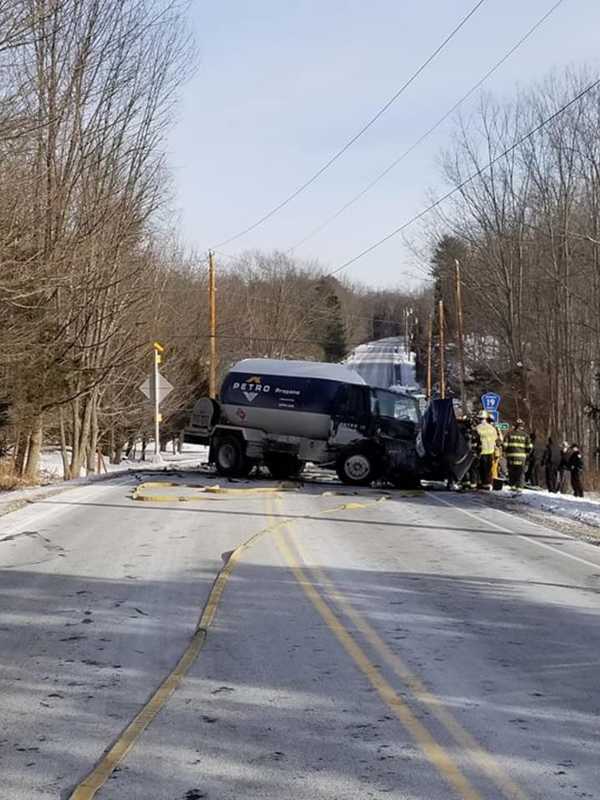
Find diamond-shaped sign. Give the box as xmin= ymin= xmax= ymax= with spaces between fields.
xmin=139 ymin=373 xmax=174 ymax=405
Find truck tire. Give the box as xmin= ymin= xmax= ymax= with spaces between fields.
xmin=265 ymin=455 xmax=303 ymax=480
xmin=336 ymin=447 xmax=381 ymax=486
xmin=214 ymin=434 xmax=250 ymax=478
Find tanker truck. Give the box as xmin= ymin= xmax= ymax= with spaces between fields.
xmin=184 ymin=358 xmax=470 ymax=487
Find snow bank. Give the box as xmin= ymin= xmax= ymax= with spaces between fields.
xmin=492 ymin=486 xmax=600 ymax=528
xmin=38 ymin=443 xmax=208 ymax=480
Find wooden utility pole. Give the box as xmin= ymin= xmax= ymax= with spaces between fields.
xmin=438 ymin=300 xmax=446 ymax=399
xmin=454 ymin=259 xmax=467 ymax=414
xmin=426 ymin=314 xmax=433 ymax=399
xmin=208 ymin=250 xmax=218 ymax=399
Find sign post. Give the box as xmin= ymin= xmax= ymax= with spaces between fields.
xmin=139 ymin=342 xmax=173 ymax=463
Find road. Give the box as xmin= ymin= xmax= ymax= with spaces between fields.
xmin=1 ymin=470 xmax=599 ymax=799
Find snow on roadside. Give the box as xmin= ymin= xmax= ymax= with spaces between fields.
xmin=490 ymin=486 xmax=600 ymax=529
xmin=38 ymin=443 xmax=208 ymax=481
xmin=0 ymin=444 xmax=209 ymax=512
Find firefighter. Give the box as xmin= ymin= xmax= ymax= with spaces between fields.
xmin=475 ymin=411 xmax=497 ymax=489
xmin=504 ymin=419 xmax=532 ymax=491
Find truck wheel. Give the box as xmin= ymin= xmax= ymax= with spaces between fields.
xmin=336 ymin=448 xmax=380 ymax=486
xmin=265 ymin=455 xmax=303 ymax=480
xmin=214 ymin=435 xmax=250 ymax=478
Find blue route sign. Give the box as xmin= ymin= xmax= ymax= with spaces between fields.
xmin=486 ymin=410 xmax=499 ymax=423
xmin=481 ymin=392 xmax=501 ymax=412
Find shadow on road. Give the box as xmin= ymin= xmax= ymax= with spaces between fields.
xmin=1 ymin=473 xmax=599 ymax=798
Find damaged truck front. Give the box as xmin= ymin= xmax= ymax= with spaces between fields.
xmin=185 ymin=358 xmax=471 ymax=488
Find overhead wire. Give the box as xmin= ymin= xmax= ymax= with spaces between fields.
xmin=325 ymin=74 xmax=600 ymax=279
xmin=288 ymin=0 xmax=567 ymax=254
xmin=211 ymin=0 xmax=488 ymax=249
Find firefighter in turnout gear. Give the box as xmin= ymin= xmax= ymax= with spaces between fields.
xmin=475 ymin=411 xmax=497 ymax=489
xmin=504 ymin=419 xmax=532 ymax=490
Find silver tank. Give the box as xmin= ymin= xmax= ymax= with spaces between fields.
xmin=219 ymin=358 xmax=366 ymax=440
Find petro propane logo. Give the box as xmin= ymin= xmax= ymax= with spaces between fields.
xmin=232 ymin=375 xmax=271 ymax=403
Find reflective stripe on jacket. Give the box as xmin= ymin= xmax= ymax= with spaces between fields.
xmin=476 ymin=422 xmax=497 ymax=456
xmin=504 ymin=430 xmax=532 ymax=465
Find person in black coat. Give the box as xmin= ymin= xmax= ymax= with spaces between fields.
xmin=541 ymin=437 xmax=561 ymax=493
xmin=569 ymin=445 xmax=584 ymax=498
xmin=558 ymin=441 xmax=571 ymax=493
xmin=525 ymin=431 xmax=542 ymax=487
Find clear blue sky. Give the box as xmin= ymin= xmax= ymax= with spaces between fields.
xmin=166 ymin=0 xmax=599 ymax=289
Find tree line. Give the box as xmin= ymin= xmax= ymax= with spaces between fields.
xmin=0 ymin=4 xmax=418 ymax=484
xmin=428 ymin=66 xmax=600 ymax=467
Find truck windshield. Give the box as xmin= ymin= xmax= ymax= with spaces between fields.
xmin=372 ymin=389 xmax=420 ymax=423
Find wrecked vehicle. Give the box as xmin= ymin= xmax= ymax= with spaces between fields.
xmin=185 ymin=358 xmax=471 ymax=487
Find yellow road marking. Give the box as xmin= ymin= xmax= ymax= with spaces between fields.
xmin=267 ymin=498 xmax=482 ymax=800
xmin=305 ymin=561 xmax=529 ymax=800
xmin=69 ymin=514 xmax=287 ymax=800
xmin=71 ymin=486 xmax=515 ymax=800
xmin=274 ymin=496 xmax=529 ymax=800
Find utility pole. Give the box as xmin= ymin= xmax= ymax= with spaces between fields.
xmin=426 ymin=314 xmax=433 ymax=399
xmin=152 ymin=341 xmax=164 ymax=462
xmin=454 ymin=259 xmax=467 ymax=414
xmin=208 ymin=250 xmax=218 ymax=399
xmin=438 ymin=300 xmax=446 ymax=399
xmin=404 ymin=306 xmax=413 ymax=353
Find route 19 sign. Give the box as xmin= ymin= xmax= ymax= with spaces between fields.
xmin=481 ymin=392 xmax=501 ymax=412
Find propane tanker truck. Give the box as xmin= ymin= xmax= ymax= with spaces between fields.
xmin=185 ymin=358 xmax=472 ymax=487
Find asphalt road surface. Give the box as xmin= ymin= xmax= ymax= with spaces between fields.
xmin=1 ymin=471 xmax=599 ymax=800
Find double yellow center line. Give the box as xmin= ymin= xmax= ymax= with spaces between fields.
xmin=71 ymin=489 xmax=529 ymax=800
xmin=268 ymin=495 xmax=529 ymax=800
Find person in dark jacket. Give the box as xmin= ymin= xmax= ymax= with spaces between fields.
xmin=504 ymin=419 xmax=532 ymax=490
xmin=569 ymin=444 xmax=584 ymax=498
xmin=459 ymin=416 xmax=479 ymax=490
xmin=525 ymin=431 xmax=541 ymax=487
xmin=541 ymin=437 xmax=561 ymax=493
xmin=558 ymin=441 xmax=571 ymax=493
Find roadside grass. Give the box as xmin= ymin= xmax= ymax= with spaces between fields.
xmin=0 ymin=460 xmax=38 ymax=491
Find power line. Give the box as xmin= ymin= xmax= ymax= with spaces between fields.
xmin=326 ymin=74 xmax=600 ymax=279
xmin=212 ymin=0 xmax=487 ymax=249
xmin=288 ymin=0 xmax=567 ymax=254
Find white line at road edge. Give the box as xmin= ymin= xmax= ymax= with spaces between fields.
xmin=426 ymin=492 xmax=600 ymax=571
